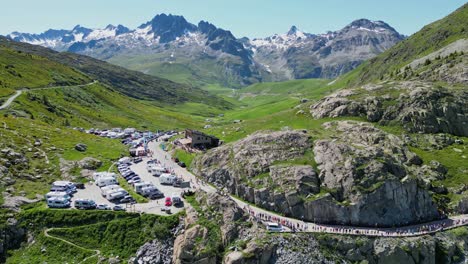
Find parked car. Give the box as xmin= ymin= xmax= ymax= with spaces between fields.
xmin=265 ymin=222 xmax=283 ymax=232
xmin=165 ymin=197 xmax=172 ymax=206
xmin=148 ymin=192 xmax=164 ymax=200
xmin=74 ymin=183 xmax=85 ymax=189
xmin=133 ymin=157 xmax=143 ymax=163
xmin=119 ymin=196 xmax=136 ymax=204
xmin=128 ymin=178 xmax=141 ymax=185
xmin=113 ymin=205 xmax=126 ymax=211
xmin=96 ymin=204 xmax=111 ymax=210
xmin=178 ymin=162 xmax=186 ymax=168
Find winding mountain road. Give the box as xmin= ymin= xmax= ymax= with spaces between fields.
xmin=148 ymin=140 xmax=468 ymax=237
xmin=0 ymin=81 xmax=97 ymax=110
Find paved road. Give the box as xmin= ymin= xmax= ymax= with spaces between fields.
xmin=0 ymin=90 xmax=22 ymax=110
xmin=0 ymin=81 xmax=97 ymax=110
xmin=148 ymin=140 xmax=468 ymax=237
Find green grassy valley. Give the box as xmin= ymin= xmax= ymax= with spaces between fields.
xmin=1 ymin=2 xmax=467 ymax=263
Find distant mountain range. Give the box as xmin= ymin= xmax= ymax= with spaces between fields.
xmin=7 ymin=14 xmax=405 ymax=87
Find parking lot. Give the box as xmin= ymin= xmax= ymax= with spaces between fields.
xmin=70 ymin=157 xmax=187 ymax=215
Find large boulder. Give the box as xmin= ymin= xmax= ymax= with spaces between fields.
xmin=74 ymin=143 xmax=87 ymax=152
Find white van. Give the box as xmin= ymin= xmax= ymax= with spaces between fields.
xmin=265 ymin=222 xmax=283 ymax=232
xmin=159 ymin=174 xmax=176 ymax=185
xmin=104 ymin=188 xmax=126 ymax=200
xmin=74 ymin=199 xmax=96 ymax=209
xmin=134 ymin=182 xmax=154 ymax=194
xmin=150 ymin=166 xmax=166 ymax=177
xmin=93 ymin=172 xmax=117 ymax=181
xmin=45 ymin=192 xmax=71 ymax=201
xmin=47 ymin=197 xmax=71 ymax=208
xmin=96 ymin=177 xmax=118 ymax=187
xmin=100 ymin=185 xmax=121 ymax=196
xmin=140 ymin=186 xmax=157 ymax=196
xmin=108 ymin=191 xmax=128 ymax=201
xmin=52 ymin=181 xmax=76 ymax=193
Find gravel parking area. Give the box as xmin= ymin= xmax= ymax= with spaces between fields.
xmin=70 ymin=157 xmax=187 ymax=215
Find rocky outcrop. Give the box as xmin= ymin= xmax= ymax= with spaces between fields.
xmin=194 ymin=123 xmax=441 ymax=227
xmin=173 ymin=192 xmax=252 ymax=264
xmin=59 ymin=157 xmax=103 ymax=179
xmin=311 ymin=82 xmax=468 ymax=136
xmin=0 ymin=217 xmax=26 ymax=262
xmin=227 ymin=228 xmax=468 ymax=264
xmin=130 ymin=239 xmax=173 ymax=264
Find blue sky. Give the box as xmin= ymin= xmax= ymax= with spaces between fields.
xmin=1 ymin=0 xmax=465 ymax=38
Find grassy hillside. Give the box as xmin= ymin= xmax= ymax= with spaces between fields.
xmin=0 ymin=37 xmax=231 ymax=108
xmin=341 ymin=3 xmax=467 ymax=86
xmin=6 ymin=208 xmax=179 ymax=263
xmin=7 ymin=83 xmax=203 ymax=130
xmin=0 ymin=115 xmax=127 ymax=199
xmin=0 ymin=46 xmax=90 ymax=101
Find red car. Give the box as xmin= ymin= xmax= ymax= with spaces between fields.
xmin=165 ymin=197 xmax=172 ymax=206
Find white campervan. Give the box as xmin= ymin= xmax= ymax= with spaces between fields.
xmin=52 ymin=181 xmax=76 ymax=193
xmin=108 ymin=191 xmax=128 ymax=201
xmin=159 ymin=174 xmax=176 ymax=185
xmin=134 ymin=182 xmax=154 ymax=194
xmin=47 ymin=197 xmax=71 ymax=208
xmin=150 ymin=166 xmax=166 ymax=177
xmin=100 ymin=185 xmax=121 ymax=196
xmin=96 ymin=176 xmax=118 ymax=187
xmin=45 ymin=192 xmax=71 ymax=201
xmin=104 ymin=188 xmax=126 ymax=200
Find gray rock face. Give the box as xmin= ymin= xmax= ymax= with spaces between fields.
xmin=193 ymin=130 xmax=317 ymax=218
xmin=311 ymin=82 xmax=468 ymax=136
xmin=129 ymin=239 xmax=173 ymax=264
xmin=0 ymin=218 xmax=26 ymax=262
xmin=194 ymin=123 xmax=440 ymax=227
xmin=310 ymin=121 xmax=439 ymax=226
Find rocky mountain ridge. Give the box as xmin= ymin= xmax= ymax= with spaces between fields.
xmin=192 ymin=124 xmax=446 ymax=227
xmin=7 ymin=14 xmax=404 ymax=87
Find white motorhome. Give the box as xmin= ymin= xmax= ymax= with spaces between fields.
xmin=134 ymin=182 xmax=154 ymax=194
xmin=108 ymin=191 xmax=128 ymax=201
xmin=52 ymin=181 xmax=76 ymax=193
xmin=93 ymin=172 xmax=117 ymax=181
xmin=47 ymin=197 xmax=71 ymax=208
xmin=140 ymin=186 xmax=158 ymax=196
xmin=100 ymin=185 xmax=121 ymax=196
xmin=150 ymin=166 xmax=166 ymax=177
xmin=45 ymin=192 xmax=71 ymax=201
xmin=159 ymin=174 xmax=177 ymax=185
xmin=103 ymin=187 xmax=125 ymax=199
xmin=96 ymin=177 xmax=118 ymax=187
